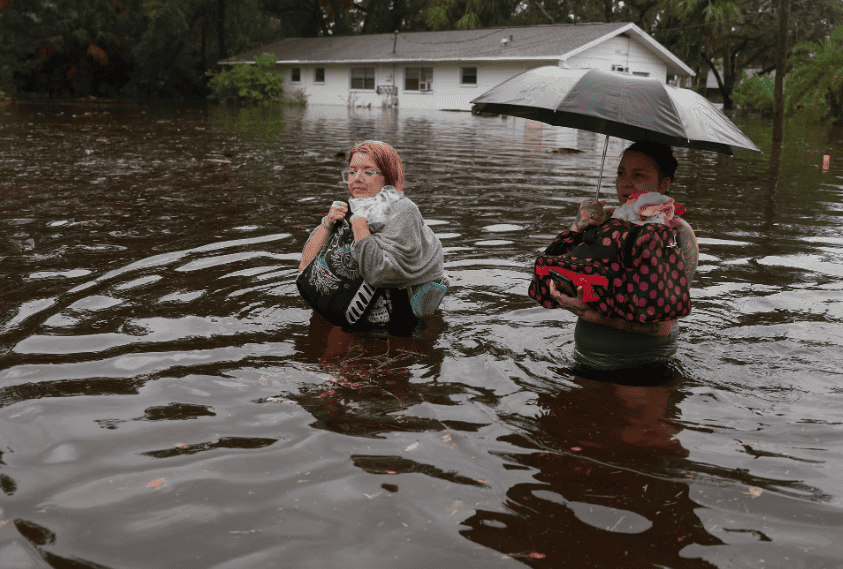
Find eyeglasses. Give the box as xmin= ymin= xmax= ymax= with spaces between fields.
xmin=342 ymin=169 xmax=383 ymax=183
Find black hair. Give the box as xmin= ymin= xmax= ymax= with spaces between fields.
xmin=622 ymin=141 xmax=678 ymax=181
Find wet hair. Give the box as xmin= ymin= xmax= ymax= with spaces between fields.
xmin=348 ymin=140 xmax=405 ymax=191
xmin=622 ymin=141 xmax=678 ymax=181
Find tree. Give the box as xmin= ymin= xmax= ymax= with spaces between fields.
xmin=0 ymin=0 xmax=145 ymax=97
xmin=786 ymin=23 xmax=843 ymax=123
xmin=772 ymin=0 xmax=788 ymax=142
xmin=423 ymin=0 xmax=520 ymax=30
xmin=660 ymin=0 xmax=843 ymax=108
xmin=0 ymin=0 xmax=283 ymax=98
xmin=661 ymin=0 xmax=777 ymax=108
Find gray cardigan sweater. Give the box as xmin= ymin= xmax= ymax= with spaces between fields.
xmin=349 ymin=197 xmax=443 ymax=289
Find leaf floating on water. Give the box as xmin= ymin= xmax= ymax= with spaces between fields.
xmin=746 ymin=487 xmax=763 ymax=498
xmin=441 ymin=433 xmax=452 ymax=443
xmin=510 ymin=551 xmax=547 ymax=560
xmin=364 ymin=492 xmax=382 ymax=499
xmin=404 ymin=442 xmax=419 ymax=452
xmin=445 ymin=500 xmax=462 ymax=513
xmin=144 ymin=477 xmax=166 ymax=489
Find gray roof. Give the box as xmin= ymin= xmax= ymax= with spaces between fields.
xmin=225 ymin=23 xmax=694 ymax=77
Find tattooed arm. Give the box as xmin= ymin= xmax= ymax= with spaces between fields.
xmin=672 ymin=217 xmax=698 ymax=284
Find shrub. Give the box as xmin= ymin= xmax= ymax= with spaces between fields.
xmin=207 ymin=53 xmax=285 ymax=106
xmin=732 ymin=71 xmax=775 ymax=112
xmin=786 ymin=24 xmax=843 ymax=123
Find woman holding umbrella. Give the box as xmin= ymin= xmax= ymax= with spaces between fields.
xmin=548 ymin=141 xmax=699 ymax=371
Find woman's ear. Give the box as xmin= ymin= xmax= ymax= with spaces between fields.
xmin=658 ymin=176 xmax=673 ymax=195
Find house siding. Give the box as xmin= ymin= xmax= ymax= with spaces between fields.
xmin=282 ymin=43 xmax=667 ymax=110
xmin=229 ymin=24 xmax=690 ymax=110
xmin=565 ymin=37 xmax=667 ymax=82
xmin=285 ymin=61 xmax=544 ymax=110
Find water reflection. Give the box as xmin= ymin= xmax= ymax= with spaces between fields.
xmin=460 ymin=371 xmax=724 ymax=566
xmin=1 ymin=102 xmax=842 ymax=567
xmin=280 ymin=312 xmax=493 ymax=441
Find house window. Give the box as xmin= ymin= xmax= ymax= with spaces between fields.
xmin=632 ymin=71 xmax=650 ymax=77
xmin=351 ymin=67 xmax=375 ymax=90
xmin=611 ymin=64 xmax=630 ymax=74
xmin=461 ymin=67 xmax=477 ymax=85
xmin=315 ymin=68 xmax=325 ymax=83
xmin=291 ymin=67 xmax=301 ymax=82
xmin=405 ymin=67 xmax=433 ymax=91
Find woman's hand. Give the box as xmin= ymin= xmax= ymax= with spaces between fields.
xmin=571 ymin=199 xmax=607 ymax=232
xmin=324 ymin=201 xmax=348 ymax=229
xmin=299 ymin=201 xmax=348 ymax=273
xmin=549 ymin=280 xmax=589 ymax=316
xmin=551 ymin=279 xmax=676 ymax=337
xmin=350 ymin=213 xmax=371 ymax=242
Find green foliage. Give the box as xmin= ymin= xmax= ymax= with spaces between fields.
xmin=130 ymin=1 xmax=207 ymax=98
xmin=0 ymin=64 xmax=13 ymax=96
xmin=667 ymin=0 xmax=741 ymax=23
xmin=424 ymin=0 xmax=517 ymax=30
xmin=207 ymin=53 xmax=285 ymax=106
xmin=454 ymin=12 xmax=480 ymax=29
xmin=425 ymin=4 xmax=450 ymax=29
xmin=786 ymin=24 xmax=843 ymax=123
xmin=732 ymin=71 xmax=775 ymax=111
xmin=142 ymin=0 xmax=168 ymax=19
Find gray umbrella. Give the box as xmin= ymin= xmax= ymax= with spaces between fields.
xmin=470 ymin=65 xmax=761 ymax=198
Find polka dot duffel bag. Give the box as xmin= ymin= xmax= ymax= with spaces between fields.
xmin=527 ymin=219 xmax=691 ymax=323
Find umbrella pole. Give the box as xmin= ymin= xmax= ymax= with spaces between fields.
xmin=595 ymin=135 xmax=610 ymax=200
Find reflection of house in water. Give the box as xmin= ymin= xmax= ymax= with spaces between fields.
xmin=523 ymin=121 xmax=581 ymax=154
xmin=225 ymin=23 xmax=694 ymax=111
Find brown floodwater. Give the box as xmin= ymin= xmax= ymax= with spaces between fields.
xmin=1 ymin=100 xmax=842 ymax=568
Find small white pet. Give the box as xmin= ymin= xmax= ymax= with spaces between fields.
xmin=611 ymin=191 xmax=683 ymax=225
xmin=348 ymin=185 xmax=403 ymax=232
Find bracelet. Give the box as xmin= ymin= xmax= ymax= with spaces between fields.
xmin=321 ymin=216 xmax=332 ymax=230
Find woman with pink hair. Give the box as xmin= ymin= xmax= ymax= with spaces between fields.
xmin=298 ymin=140 xmax=445 ymax=335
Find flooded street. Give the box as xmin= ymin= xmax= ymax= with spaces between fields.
xmin=1 ymin=101 xmax=842 ymax=568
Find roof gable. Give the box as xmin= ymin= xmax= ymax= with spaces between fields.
xmin=226 ymin=23 xmax=693 ymax=77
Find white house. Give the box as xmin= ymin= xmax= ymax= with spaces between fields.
xmin=224 ymin=23 xmax=695 ymax=111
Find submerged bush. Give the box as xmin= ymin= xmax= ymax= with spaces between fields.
xmin=732 ymin=72 xmax=775 ymax=113
xmin=207 ymin=53 xmax=285 ymax=106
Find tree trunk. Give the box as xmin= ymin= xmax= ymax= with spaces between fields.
xmin=361 ymin=0 xmax=377 ymax=34
xmin=773 ymin=0 xmax=789 ymax=143
xmin=702 ymin=51 xmax=733 ymax=109
xmin=531 ymin=0 xmax=555 ymax=23
xmin=199 ymin=16 xmax=207 ymax=70
xmin=217 ymin=0 xmax=228 ymax=60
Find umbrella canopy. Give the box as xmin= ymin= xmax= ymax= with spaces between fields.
xmin=471 ymin=66 xmax=761 ymax=155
